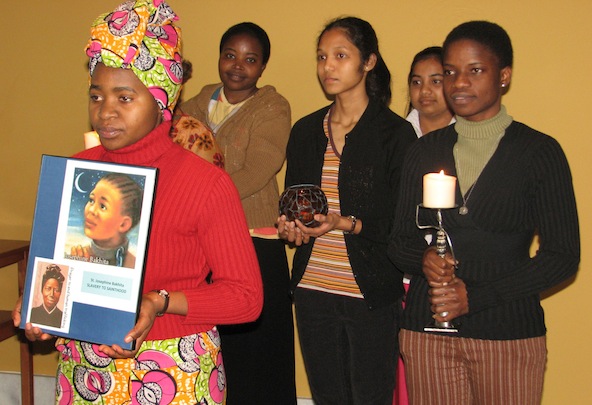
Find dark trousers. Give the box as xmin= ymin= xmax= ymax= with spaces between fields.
xmin=294 ymin=287 xmax=399 ymax=405
xmin=219 ymin=238 xmax=296 ymax=405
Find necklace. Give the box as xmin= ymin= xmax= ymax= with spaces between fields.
xmin=455 ymin=132 xmax=504 ymax=215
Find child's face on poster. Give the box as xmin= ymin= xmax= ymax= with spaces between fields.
xmin=84 ymin=180 xmax=131 ymax=246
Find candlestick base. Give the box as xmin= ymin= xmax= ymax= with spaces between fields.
xmin=424 ymin=321 xmax=459 ymax=333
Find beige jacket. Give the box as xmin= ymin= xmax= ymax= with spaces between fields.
xmin=177 ymin=84 xmax=291 ymax=229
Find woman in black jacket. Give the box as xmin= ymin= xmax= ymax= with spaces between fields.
xmin=388 ymin=21 xmax=579 ymax=404
xmin=278 ymin=16 xmax=415 ymax=405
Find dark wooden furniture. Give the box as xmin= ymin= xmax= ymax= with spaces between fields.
xmin=0 ymin=239 xmax=33 ymax=405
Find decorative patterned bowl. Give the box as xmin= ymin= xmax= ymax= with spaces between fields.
xmin=279 ymin=184 xmax=328 ymax=227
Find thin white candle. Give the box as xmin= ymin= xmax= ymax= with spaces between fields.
xmin=423 ymin=170 xmax=456 ymax=208
xmin=84 ymin=131 xmax=101 ymax=149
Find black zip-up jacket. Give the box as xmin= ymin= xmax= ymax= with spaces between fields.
xmin=286 ymin=99 xmax=416 ymax=309
xmin=388 ymin=122 xmax=580 ymax=339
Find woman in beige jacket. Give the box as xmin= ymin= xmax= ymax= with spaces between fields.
xmin=173 ymin=22 xmax=295 ymax=405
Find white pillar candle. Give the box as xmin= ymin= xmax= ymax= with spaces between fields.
xmin=84 ymin=131 xmax=101 ymax=149
xmin=423 ymin=170 xmax=456 ymax=208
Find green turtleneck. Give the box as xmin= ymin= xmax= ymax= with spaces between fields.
xmin=453 ymin=106 xmax=513 ymax=195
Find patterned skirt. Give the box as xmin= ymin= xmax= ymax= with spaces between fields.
xmin=54 ymin=327 xmax=225 ymax=404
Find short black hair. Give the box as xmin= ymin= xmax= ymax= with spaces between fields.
xmin=220 ymin=22 xmax=271 ymax=65
xmin=443 ymin=21 xmax=513 ymax=68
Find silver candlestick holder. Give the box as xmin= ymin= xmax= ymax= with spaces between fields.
xmin=416 ymin=204 xmax=458 ymax=333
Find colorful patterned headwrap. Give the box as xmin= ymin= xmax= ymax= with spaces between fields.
xmin=85 ymin=0 xmax=183 ymax=121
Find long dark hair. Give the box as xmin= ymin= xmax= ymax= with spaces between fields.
xmin=319 ymin=17 xmax=391 ymax=106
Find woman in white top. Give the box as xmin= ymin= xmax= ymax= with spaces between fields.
xmin=406 ymin=46 xmax=455 ymax=137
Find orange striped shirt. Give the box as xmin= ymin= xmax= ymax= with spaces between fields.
xmin=298 ymin=110 xmax=362 ymax=298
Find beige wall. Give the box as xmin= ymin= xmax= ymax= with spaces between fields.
xmin=1 ymin=1 xmax=591 ymax=403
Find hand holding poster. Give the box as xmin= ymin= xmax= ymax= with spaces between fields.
xmin=20 ymin=155 xmax=157 ymax=349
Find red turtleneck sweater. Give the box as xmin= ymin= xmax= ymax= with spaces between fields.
xmin=74 ymin=122 xmax=263 ymax=340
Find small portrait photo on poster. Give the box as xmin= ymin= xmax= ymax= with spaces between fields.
xmin=28 ymin=261 xmax=69 ymax=329
xmin=21 ymin=156 xmax=157 ymax=346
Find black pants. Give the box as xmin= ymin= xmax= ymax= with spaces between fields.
xmin=219 ymin=238 xmax=296 ymax=405
xmin=294 ymin=288 xmax=399 ymax=405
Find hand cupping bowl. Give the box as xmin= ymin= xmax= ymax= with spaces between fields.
xmin=279 ymin=184 xmax=328 ymax=227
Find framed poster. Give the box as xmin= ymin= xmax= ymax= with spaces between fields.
xmin=20 ymin=155 xmax=157 ymax=349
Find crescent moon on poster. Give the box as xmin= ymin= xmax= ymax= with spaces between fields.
xmin=74 ymin=172 xmax=89 ymax=193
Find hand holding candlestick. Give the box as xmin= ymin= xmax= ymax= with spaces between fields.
xmin=425 ymin=209 xmax=459 ymax=332
xmin=418 ymin=171 xmax=459 ymax=333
